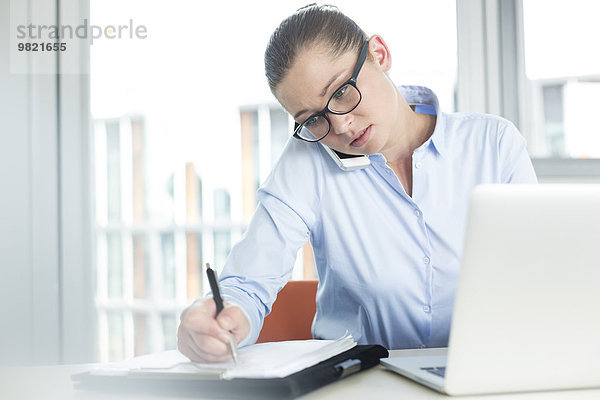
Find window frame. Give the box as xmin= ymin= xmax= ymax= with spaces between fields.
xmin=0 ymin=0 xmax=95 ymax=364
xmin=1 ymin=0 xmax=63 ymax=365
xmin=58 ymin=0 xmax=97 ymax=363
xmin=456 ymin=0 xmax=600 ymax=181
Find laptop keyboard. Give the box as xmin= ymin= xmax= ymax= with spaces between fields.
xmin=421 ymin=367 xmax=446 ymax=378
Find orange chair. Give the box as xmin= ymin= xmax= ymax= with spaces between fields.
xmin=256 ymin=280 xmax=318 ymax=343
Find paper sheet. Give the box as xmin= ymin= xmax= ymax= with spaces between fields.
xmin=93 ymin=333 xmax=356 ymax=380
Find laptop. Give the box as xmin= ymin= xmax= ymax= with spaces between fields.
xmin=381 ymin=184 xmax=600 ymax=395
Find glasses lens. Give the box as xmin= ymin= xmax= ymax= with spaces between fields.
xmin=328 ymin=84 xmax=361 ymax=114
xmin=296 ymin=114 xmax=329 ymax=141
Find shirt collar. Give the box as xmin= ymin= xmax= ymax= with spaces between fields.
xmin=398 ymin=85 xmax=446 ymax=157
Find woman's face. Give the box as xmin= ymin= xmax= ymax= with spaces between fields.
xmin=275 ymin=36 xmax=403 ymax=156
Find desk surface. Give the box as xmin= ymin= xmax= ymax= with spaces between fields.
xmin=2 ymin=348 xmax=600 ymax=400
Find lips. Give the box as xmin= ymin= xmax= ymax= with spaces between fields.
xmin=350 ymin=125 xmax=371 ymax=148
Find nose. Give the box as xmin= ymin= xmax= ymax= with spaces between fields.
xmin=328 ymin=112 xmax=353 ymax=135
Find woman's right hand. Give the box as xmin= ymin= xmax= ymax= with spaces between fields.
xmin=177 ymin=297 xmax=250 ymax=363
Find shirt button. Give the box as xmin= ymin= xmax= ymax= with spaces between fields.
xmin=415 ymin=161 xmax=422 ymax=169
xmin=423 ymin=305 xmax=431 ymax=313
xmin=414 ymin=210 xmax=421 ymax=217
xmin=423 ymin=256 xmax=430 ymax=264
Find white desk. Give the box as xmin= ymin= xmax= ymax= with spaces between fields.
xmin=2 ymin=348 xmax=599 ymax=400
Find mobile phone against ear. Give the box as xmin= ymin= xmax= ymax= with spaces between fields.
xmin=320 ymin=143 xmax=370 ymax=171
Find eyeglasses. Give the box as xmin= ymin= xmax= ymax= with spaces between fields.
xmin=293 ymin=40 xmax=369 ymax=142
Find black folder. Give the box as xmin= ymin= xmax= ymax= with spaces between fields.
xmin=72 ymin=344 xmax=388 ymax=399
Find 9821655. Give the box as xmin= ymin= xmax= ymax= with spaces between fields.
xmin=17 ymin=42 xmax=67 ymax=52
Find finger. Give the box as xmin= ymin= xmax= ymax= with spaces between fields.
xmin=180 ymin=316 xmax=231 ymax=360
xmin=179 ymin=317 xmax=230 ymax=359
xmin=189 ymin=331 xmax=234 ymax=362
xmin=181 ymin=306 xmax=231 ymax=343
xmin=181 ymin=298 xmax=216 ymax=322
xmin=179 ymin=324 xmax=203 ymax=356
xmin=178 ymin=326 xmax=231 ymax=363
xmin=177 ymin=319 xmax=223 ymax=358
xmin=189 ymin=330 xmax=230 ymax=358
xmin=177 ymin=329 xmax=202 ymax=361
xmin=217 ymin=307 xmax=250 ymax=344
xmin=177 ymin=322 xmax=204 ymax=356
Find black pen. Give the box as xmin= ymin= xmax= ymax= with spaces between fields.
xmin=205 ymin=263 xmax=238 ymax=365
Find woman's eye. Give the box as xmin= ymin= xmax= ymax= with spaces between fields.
xmin=333 ymin=85 xmax=349 ymax=99
xmin=305 ymin=115 xmax=320 ymax=127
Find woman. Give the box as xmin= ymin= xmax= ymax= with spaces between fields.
xmin=177 ymin=4 xmax=537 ymax=363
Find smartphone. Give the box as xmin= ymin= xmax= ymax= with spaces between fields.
xmin=320 ymin=143 xmax=370 ymax=171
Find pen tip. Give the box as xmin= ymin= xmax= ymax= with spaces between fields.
xmin=205 ymin=262 xmax=211 ymax=270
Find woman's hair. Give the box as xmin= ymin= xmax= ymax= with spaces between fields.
xmin=264 ymin=3 xmax=368 ymax=94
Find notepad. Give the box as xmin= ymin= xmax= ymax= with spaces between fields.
xmin=92 ymin=333 xmax=356 ymax=380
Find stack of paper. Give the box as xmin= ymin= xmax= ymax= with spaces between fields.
xmin=92 ymin=333 xmax=356 ymax=380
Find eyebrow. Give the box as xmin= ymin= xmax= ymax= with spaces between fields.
xmin=293 ymin=70 xmax=345 ymax=120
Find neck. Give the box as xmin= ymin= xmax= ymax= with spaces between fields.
xmin=382 ymin=104 xmax=436 ymax=167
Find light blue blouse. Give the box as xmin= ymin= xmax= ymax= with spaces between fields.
xmin=218 ymin=86 xmax=537 ymax=350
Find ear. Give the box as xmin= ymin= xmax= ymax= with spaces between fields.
xmin=368 ymin=34 xmax=392 ymax=72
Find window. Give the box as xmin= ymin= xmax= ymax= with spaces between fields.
xmin=455 ymin=0 xmax=600 ymax=183
xmin=522 ymin=0 xmax=600 ymax=158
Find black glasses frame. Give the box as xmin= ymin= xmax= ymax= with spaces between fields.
xmin=293 ymin=40 xmax=370 ymax=142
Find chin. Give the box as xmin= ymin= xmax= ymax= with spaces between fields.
xmin=340 ymin=147 xmax=367 ymax=156
xmin=353 ymin=142 xmax=379 ymax=156
xmin=367 ymin=137 xmax=387 ymax=155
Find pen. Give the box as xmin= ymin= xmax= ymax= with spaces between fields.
xmin=205 ymin=263 xmax=238 ymax=365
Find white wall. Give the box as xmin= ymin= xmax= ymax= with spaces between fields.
xmin=0 ymin=0 xmax=95 ymax=365
xmin=0 ymin=0 xmax=59 ymax=365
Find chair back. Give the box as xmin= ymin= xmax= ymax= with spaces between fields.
xmin=256 ymin=280 xmax=318 ymax=343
